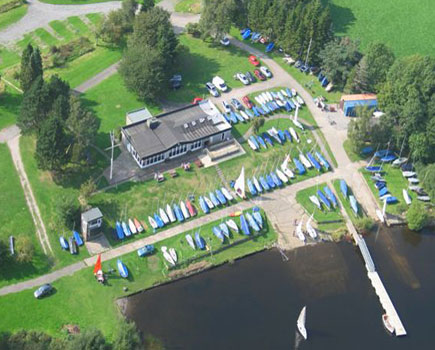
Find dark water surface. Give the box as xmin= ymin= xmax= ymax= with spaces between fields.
xmin=125 ymin=226 xmax=434 ymax=349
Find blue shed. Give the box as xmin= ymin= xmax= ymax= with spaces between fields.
xmin=340 ymin=94 xmax=377 ymax=116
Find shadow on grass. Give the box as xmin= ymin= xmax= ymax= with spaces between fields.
xmin=323 ymin=0 xmax=356 ymax=34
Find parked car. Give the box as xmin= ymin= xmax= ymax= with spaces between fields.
xmin=242 ymin=96 xmax=254 ymax=109
xmin=169 ymin=74 xmax=182 ymax=89
xmin=260 ymin=66 xmax=272 ymax=78
xmin=231 ymin=98 xmax=243 ymax=110
xmin=212 ymin=76 xmax=228 ymax=92
xmin=246 ymin=71 xmax=256 ymax=83
xmin=299 ymin=64 xmax=309 ymax=73
xmin=253 ymin=69 xmax=266 ymax=81
xmin=220 ymin=36 xmax=230 ymax=46
xmin=205 ymin=82 xmax=219 ymax=97
xmin=34 ymin=284 xmax=53 ymax=299
xmin=248 ymin=55 xmax=260 ymax=66
xmin=192 ymin=97 xmax=203 ymax=104
xmin=295 ymin=60 xmax=303 ymax=68
xmin=236 ymin=72 xmax=250 ymax=85
xmin=309 ymin=66 xmax=320 ymax=75
xmin=222 ymin=100 xmax=232 ymax=113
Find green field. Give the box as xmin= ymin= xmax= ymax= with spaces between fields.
xmin=0 ymin=86 xmax=22 ymax=129
xmin=295 ymin=182 xmax=344 ymax=233
xmin=34 ymin=28 xmax=59 ymax=47
xmin=167 ymin=34 xmax=260 ymax=102
xmin=49 ymin=20 xmax=75 ymax=41
xmin=85 ymin=13 xmax=103 ymax=26
xmin=360 ymin=164 xmax=411 ymax=216
xmin=0 ymin=212 xmax=276 ymax=338
xmin=67 ymin=16 xmax=91 ymax=35
xmin=175 ymin=0 xmax=202 ymax=14
xmin=0 ymin=144 xmax=51 ymax=288
xmin=82 ymin=72 xmax=160 ymax=149
xmin=0 ymin=4 xmax=27 ymax=31
xmin=328 ymin=0 xmax=435 ymax=57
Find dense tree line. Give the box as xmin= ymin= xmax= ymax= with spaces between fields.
xmin=119 ymin=6 xmax=178 ymax=101
xmin=17 ymin=44 xmax=100 ymax=172
xmin=0 ymin=322 xmax=154 ymax=350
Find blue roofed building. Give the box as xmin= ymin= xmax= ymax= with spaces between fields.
xmin=339 ymin=94 xmax=377 ymax=116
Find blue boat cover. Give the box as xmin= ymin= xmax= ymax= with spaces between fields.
xmin=247 ymin=179 xmax=257 ymax=196
xmin=379 ymin=187 xmax=389 ymax=197
xmin=374 ymin=150 xmax=391 ymax=158
xmin=73 ymin=231 xmax=84 ymax=246
xmin=60 ymin=236 xmax=69 ymax=250
xmin=287 ymin=99 xmax=296 ymax=109
xmin=242 ymin=29 xmax=251 ymax=40
xmin=375 ymin=181 xmax=385 ymax=189
xmin=117 ymin=259 xmax=128 ymax=278
xmin=284 ymin=101 xmax=292 ymax=111
xmin=265 ymin=42 xmax=275 ymax=52
xmin=307 ymin=152 xmax=322 ymax=171
xmin=321 ymin=77 xmax=329 ymax=87
xmin=257 ymin=107 xmax=266 ymax=115
xmin=256 ymin=135 xmax=267 ymax=148
xmin=323 ymin=186 xmax=337 ymax=207
xmin=386 ymin=196 xmax=398 ymax=204
xmin=286 ymin=88 xmax=292 ymax=97
xmin=293 ymin=158 xmax=306 ymax=174
xmin=259 ymin=176 xmax=270 ymax=191
xmin=229 ymin=111 xmax=238 ymax=123
xmin=340 ymin=180 xmax=348 ymax=198
xmin=199 ymin=196 xmax=210 ymax=214
xmin=216 ymin=189 xmax=227 ymax=205
xmin=261 ymin=104 xmax=270 ymax=113
xmin=381 ymin=155 xmax=396 ymax=162
xmin=252 ymin=106 xmax=260 ymax=117
xmin=245 ymin=109 xmax=254 ymax=118
xmin=270 ymin=172 xmax=282 ymax=187
xmin=235 ymin=112 xmax=244 ymax=122
xmin=262 ymin=133 xmax=273 ymax=146
xmin=209 ymin=192 xmax=220 ymax=207
xmin=173 ymin=205 xmax=184 ymax=222
xmin=266 ymin=174 xmax=276 ymax=188
xmin=362 ymin=146 xmax=373 ymax=154
xmin=195 ymin=232 xmax=205 ymax=249
xmin=317 ymin=190 xmax=331 ymax=209
xmin=315 ymin=152 xmax=330 ymax=170
xmin=284 ymin=129 xmax=292 ymax=142
xmin=246 ymin=213 xmax=260 ymax=232
xmin=212 ymin=226 xmax=225 ymax=241
xmin=249 ymin=135 xmax=259 ymax=149
xmin=365 ymin=166 xmax=382 ymax=172
xmin=115 ymin=222 xmax=125 ymax=240
xmin=240 ymin=215 xmax=250 ymax=235
xmin=137 ymin=245 xmax=154 ymax=257
xmin=278 ymin=130 xmax=286 ymax=142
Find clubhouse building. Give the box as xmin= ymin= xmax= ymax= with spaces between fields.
xmin=121 ymin=100 xmax=232 ymax=169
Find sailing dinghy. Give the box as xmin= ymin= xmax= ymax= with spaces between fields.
xmin=234 ymin=167 xmax=246 ymax=199
xmin=402 ymin=189 xmax=412 ymax=205
xmin=309 ymin=195 xmax=321 ymax=210
xmin=306 ymin=215 xmax=317 ymax=239
xmin=180 ymin=201 xmax=190 ymax=219
xmin=296 ymin=220 xmax=305 ymax=242
xmin=226 ymin=219 xmax=239 ymax=233
xmin=159 ymin=208 xmax=170 ymax=225
xmin=186 ymin=234 xmax=196 ymax=250
xmin=128 ymin=219 xmax=137 ymax=234
xmin=297 ymin=306 xmax=308 ymax=340
xmin=166 ymin=204 xmax=176 ymax=223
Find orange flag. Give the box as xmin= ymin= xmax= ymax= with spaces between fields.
xmin=93 ymin=254 xmax=102 ymax=275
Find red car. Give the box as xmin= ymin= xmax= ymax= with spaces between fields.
xmin=248 ymin=55 xmax=260 ymax=66
xmin=254 ymin=69 xmax=266 ymax=81
xmin=242 ymin=96 xmax=253 ymax=109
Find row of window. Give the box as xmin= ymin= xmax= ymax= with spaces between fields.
xmin=142 ymin=153 xmax=164 ymax=166
xmin=169 ymin=143 xmax=188 ymax=158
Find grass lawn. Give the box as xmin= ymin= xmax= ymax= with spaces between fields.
xmin=0 ymin=46 xmax=20 ymax=70
xmin=295 ymin=182 xmax=344 ymax=233
xmin=39 ymin=0 xmax=118 ymax=4
xmin=332 ymin=179 xmax=365 ymax=223
xmin=229 ymin=28 xmax=342 ymax=103
xmin=0 ymin=211 xmax=277 ymax=338
xmin=329 ymin=0 xmax=435 ymax=57
xmin=166 ymin=34 xmax=261 ymax=103
xmin=0 ymin=4 xmax=27 ymax=31
xmin=82 ymin=72 xmax=161 ymax=149
xmin=175 ymin=0 xmax=201 ymax=14
xmin=360 ymin=164 xmax=410 ymax=216
xmin=34 ymin=28 xmax=59 ymax=47
xmin=0 ymin=144 xmax=52 ymax=288
xmin=85 ymin=13 xmax=103 ymax=26
xmin=0 ymin=86 xmax=22 ymax=129
xmin=219 ymin=118 xmax=330 ymax=188
xmin=47 ymin=46 xmax=122 ymax=88
xmin=19 ymin=136 xmax=95 ymax=266
xmin=67 ymin=16 xmax=91 ymax=35
xmin=342 ymin=138 xmax=369 ymax=163
xmin=49 ymin=20 xmax=75 ymax=41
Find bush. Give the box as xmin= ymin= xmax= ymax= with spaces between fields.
xmin=186 ymin=22 xmax=201 ymax=38
xmin=50 ymin=37 xmax=94 ymax=67
xmin=0 ymin=0 xmax=22 ymax=14
xmin=354 ymin=217 xmax=374 ymax=234
xmin=406 ymin=201 xmax=428 ymax=231
xmin=55 ymin=194 xmax=80 ymax=228
xmin=15 ymin=236 xmax=35 ymax=263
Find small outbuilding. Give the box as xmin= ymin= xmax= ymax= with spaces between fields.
xmin=81 ymin=207 xmax=103 ymax=241
xmin=339 ymin=94 xmax=377 ymax=117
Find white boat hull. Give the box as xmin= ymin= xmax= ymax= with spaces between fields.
xmin=159 ymin=208 xmax=170 ymax=224
xmin=128 ymin=219 xmax=137 ymax=234
xmin=166 ymin=205 xmax=176 ymax=223
xmin=309 ymin=195 xmax=321 ymax=210
xmin=402 ymin=189 xmax=411 ymax=205
xmin=297 ymin=306 xmax=307 ymax=340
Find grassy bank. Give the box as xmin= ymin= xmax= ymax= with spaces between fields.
xmin=0 ymin=211 xmax=277 ymax=339
xmin=175 ymin=0 xmax=201 ymax=14
xmin=0 ymin=86 xmax=22 ymax=129
xmin=343 ymin=139 xmax=368 ymax=163
xmin=295 ymin=182 xmax=344 ymax=233
xmin=0 ymin=144 xmax=51 ymax=288
xmin=0 ymin=4 xmax=27 ymax=31
xmin=360 ymin=164 xmax=410 ymax=216
xmin=329 ymin=0 xmax=435 ymax=57
xmin=332 ymin=179 xmax=365 ymax=223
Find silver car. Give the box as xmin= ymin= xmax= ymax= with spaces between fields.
xmin=260 ymin=66 xmax=272 ymax=78
xmin=236 ymin=72 xmax=250 ymax=85
xmin=34 ymin=284 xmax=53 ymax=299
xmin=222 ymin=101 xmax=232 ymax=113
xmin=205 ymin=82 xmax=219 ymax=97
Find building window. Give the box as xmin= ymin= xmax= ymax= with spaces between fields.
xmin=221 ymin=133 xmax=225 ymax=140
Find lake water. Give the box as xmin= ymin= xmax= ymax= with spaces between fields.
xmin=125 ymin=226 xmax=435 ymax=349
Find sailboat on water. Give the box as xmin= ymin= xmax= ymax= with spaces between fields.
xmin=297 ymin=306 xmax=307 ymax=340
xmin=234 ymin=166 xmax=246 ymax=199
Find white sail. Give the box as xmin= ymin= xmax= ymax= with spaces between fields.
xmin=296 ymin=220 xmax=305 ymax=242
xmin=185 ymin=234 xmax=196 ymax=250
xmin=289 ymin=127 xmax=300 ymax=143
xmin=234 ymin=166 xmax=246 ymax=199
xmin=293 ymin=106 xmax=304 ymax=130
xmin=309 ymin=195 xmax=321 ymax=210
xmin=297 ymin=306 xmax=307 ymax=340
xmin=281 ymin=155 xmax=295 ymax=178
xmin=276 ymin=168 xmax=289 ymax=183
xmin=306 ymin=215 xmax=317 ymax=239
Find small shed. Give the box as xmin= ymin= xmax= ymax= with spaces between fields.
xmin=340 ymin=94 xmax=377 ymax=117
xmin=126 ymin=107 xmax=153 ymax=125
xmin=81 ymin=207 xmax=103 ymax=241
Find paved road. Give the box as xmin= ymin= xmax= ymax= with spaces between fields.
xmin=0 ymin=0 xmax=122 ymax=45
xmin=74 ymin=61 xmax=120 ymax=93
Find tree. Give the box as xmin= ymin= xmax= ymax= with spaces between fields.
xmin=319 ymin=37 xmax=362 ymax=88
xmin=20 ymin=44 xmax=42 ymax=92
xmin=140 ymin=0 xmax=154 ymax=12
xmin=66 ymin=329 xmax=108 ymax=350
xmin=378 ymin=55 xmax=435 ymax=163
xmin=252 ymin=117 xmax=264 ymax=134
xmin=15 ymin=236 xmax=35 ymax=263
xmin=7 ymin=330 xmax=52 ymax=350
xmin=406 ymin=201 xmax=428 ymax=231
xmin=352 ymin=42 xmax=395 ymax=93
xmin=346 ymin=106 xmax=372 ymax=153
xmin=97 ymin=10 xmax=129 ymax=45
xmin=55 ymin=194 xmax=80 ymax=228
xmin=417 ymin=163 xmax=435 ymax=201
xmin=130 ymin=7 xmax=178 ymax=69
xmin=17 ymin=76 xmax=47 ymax=133
xmin=0 ymin=240 xmax=11 ymax=265
xmin=35 ymin=114 xmax=70 ymax=171
xmin=122 ymin=0 xmax=138 ymax=22
xmin=113 ymin=321 xmax=144 ymax=350
xmin=199 ymin=0 xmax=236 ymax=41
xmin=119 ymin=45 xmax=166 ymax=101
xmin=67 ymin=95 xmax=100 ymax=162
